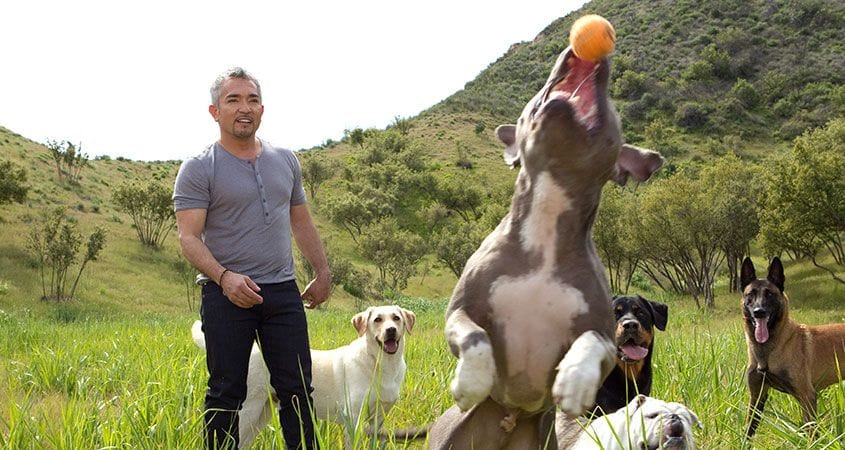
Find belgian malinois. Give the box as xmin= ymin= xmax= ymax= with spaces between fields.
xmin=741 ymin=256 xmax=845 ymax=437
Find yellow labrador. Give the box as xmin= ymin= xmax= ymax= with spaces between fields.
xmin=192 ymin=305 xmax=415 ymax=448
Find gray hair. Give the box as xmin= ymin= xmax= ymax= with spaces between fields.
xmin=210 ymin=67 xmax=262 ymax=107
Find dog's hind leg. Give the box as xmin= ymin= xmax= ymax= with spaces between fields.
xmin=238 ymin=397 xmax=272 ymax=449
xmin=796 ymin=388 xmax=818 ymax=437
xmin=745 ymin=368 xmax=769 ymax=438
xmin=445 ymin=308 xmax=496 ymax=411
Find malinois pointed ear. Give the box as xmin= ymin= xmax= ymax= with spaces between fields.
xmin=767 ymin=257 xmax=785 ymax=293
xmin=740 ymin=257 xmax=757 ymax=290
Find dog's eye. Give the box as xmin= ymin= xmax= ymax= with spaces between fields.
xmin=374 ymin=317 xmax=383 ymax=323
xmin=392 ymin=315 xmax=401 ymax=321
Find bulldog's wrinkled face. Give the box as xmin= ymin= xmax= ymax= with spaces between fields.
xmin=352 ymin=305 xmax=416 ymax=355
xmin=597 ymin=395 xmax=701 ymax=450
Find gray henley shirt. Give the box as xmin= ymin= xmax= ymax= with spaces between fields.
xmin=172 ymin=140 xmax=307 ymax=284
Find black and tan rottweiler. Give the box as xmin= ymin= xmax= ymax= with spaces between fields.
xmin=741 ymin=256 xmax=845 ymax=437
xmin=592 ymin=295 xmax=668 ymax=415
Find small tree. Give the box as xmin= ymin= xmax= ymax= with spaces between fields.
xmin=300 ymin=153 xmax=335 ymax=201
xmin=27 ymin=207 xmax=106 ymax=301
xmin=390 ymin=116 xmax=413 ymax=136
xmin=434 ymin=221 xmax=485 ymax=278
xmin=323 ymin=183 xmax=395 ymax=243
xmin=594 ymin=185 xmax=640 ymax=294
xmin=359 ymin=218 xmax=426 ymax=292
xmin=0 ymin=160 xmax=28 ymax=205
xmin=631 ymin=175 xmax=724 ymax=309
xmin=113 ymin=180 xmax=176 ymax=248
xmin=700 ymin=155 xmax=762 ymax=291
xmin=344 ymin=127 xmax=367 ymax=149
xmin=760 ymin=118 xmax=845 ymax=284
xmin=434 ymin=177 xmax=484 ymax=222
xmin=44 ymin=140 xmax=89 ymax=184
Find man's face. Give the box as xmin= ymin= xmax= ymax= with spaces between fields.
xmin=209 ymin=78 xmax=264 ymax=140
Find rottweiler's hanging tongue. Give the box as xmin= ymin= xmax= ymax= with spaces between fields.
xmin=755 ymin=318 xmax=769 ymax=343
xmin=620 ymin=343 xmax=649 ymax=361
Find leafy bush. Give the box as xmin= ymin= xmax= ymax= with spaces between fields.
xmin=0 ymin=159 xmax=28 ymax=205
xmin=27 ymin=207 xmax=107 ymax=301
xmin=730 ymin=79 xmax=761 ymax=109
xmin=674 ymin=102 xmax=710 ymax=129
xmin=613 ymin=70 xmax=649 ymax=100
xmin=112 ymin=180 xmax=175 ymax=248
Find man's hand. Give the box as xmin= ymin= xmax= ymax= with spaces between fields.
xmin=301 ymin=273 xmax=331 ymax=309
xmin=220 ymin=271 xmax=263 ymax=308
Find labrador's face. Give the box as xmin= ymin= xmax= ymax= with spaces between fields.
xmin=352 ymin=306 xmax=416 ymax=355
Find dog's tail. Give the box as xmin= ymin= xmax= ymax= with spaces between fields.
xmin=191 ymin=320 xmax=206 ymax=350
xmin=368 ymin=425 xmax=430 ymax=441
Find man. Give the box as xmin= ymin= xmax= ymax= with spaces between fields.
xmin=173 ymin=67 xmax=330 ymax=449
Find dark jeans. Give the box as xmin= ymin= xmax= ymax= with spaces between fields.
xmin=200 ymin=280 xmax=318 ymax=450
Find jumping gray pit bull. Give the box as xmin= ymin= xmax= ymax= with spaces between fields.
xmin=428 ymin=43 xmax=664 ymax=449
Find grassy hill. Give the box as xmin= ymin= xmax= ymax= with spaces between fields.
xmin=1 ymin=0 xmax=844 ymax=314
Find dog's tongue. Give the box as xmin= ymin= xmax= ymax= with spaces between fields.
xmin=621 ymin=344 xmax=649 ymax=361
xmin=755 ymin=318 xmax=769 ymax=343
xmin=383 ymin=339 xmax=399 ymax=354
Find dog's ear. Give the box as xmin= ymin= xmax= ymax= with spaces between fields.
xmin=767 ymin=257 xmax=785 ymax=293
xmin=740 ymin=257 xmax=757 ymax=290
xmin=496 ymin=125 xmax=520 ymax=168
xmin=687 ymin=407 xmax=704 ymax=429
xmin=625 ymin=394 xmax=648 ymax=417
xmin=642 ymin=296 xmax=668 ymax=331
xmin=612 ymin=144 xmax=664 ymax=186
xmin=401 ymin=308 xmax=416 ymax=334
xmin=351 ymin=309 xmax=370 ymax=337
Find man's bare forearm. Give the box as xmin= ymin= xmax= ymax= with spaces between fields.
xmin=180 ymin=233 xmax=226 ymax=284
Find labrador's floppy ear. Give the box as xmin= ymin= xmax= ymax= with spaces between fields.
xmin=351 ymin=308 xmax=371 ymax=337
xmin=401 ymin=308 xmax=416 ymax=334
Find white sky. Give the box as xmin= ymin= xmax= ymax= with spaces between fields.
xmin=1 ymin=1 xmax=587 ymax=162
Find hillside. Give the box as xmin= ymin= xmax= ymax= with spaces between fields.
xmin=430 ymin=0 xmax=845 ymax=148
xmin=1 ymin=0 xmax=844 ymax=315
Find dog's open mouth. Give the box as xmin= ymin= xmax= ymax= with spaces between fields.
xmin=618 ymin=340 xmax=649 ymax=362
xmin=381 ymin=338 xmax=400 ymax=355
xmin=754 ymin=317 xmax=770 ymax=343
xmin=535 ymin=50 xmax=603 ymax=131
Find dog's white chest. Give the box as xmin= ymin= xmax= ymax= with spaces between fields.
xmin=489 ymin=273 xmax=589 ymax=377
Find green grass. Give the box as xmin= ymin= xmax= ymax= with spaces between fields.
xmin=1 ymin=276 xmax=844 ymax=449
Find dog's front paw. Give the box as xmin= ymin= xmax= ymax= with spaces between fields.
xmin=552 ymin=331 xmax=615 ymax=417
xmin=450 ymin=341 xmax=495 ymax=411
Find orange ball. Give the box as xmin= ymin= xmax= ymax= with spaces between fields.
xmin=569 ymin=14 xmax=616 ymax=61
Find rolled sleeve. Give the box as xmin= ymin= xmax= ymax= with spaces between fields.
xmin=173 ymin=157 xmax=211 ymax=211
